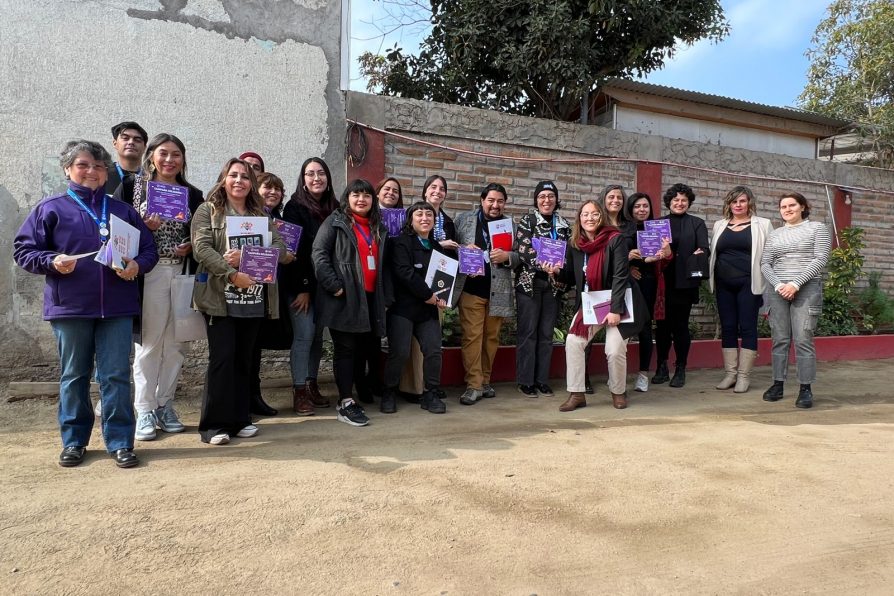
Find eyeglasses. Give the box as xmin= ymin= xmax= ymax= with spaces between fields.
xmin=71 ymin=162 xmax=108 ymax=172
xmin=304 ymin=170 xmax=327 ymax=179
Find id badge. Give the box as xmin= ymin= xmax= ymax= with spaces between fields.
xmin=483 ymin=251 xmax=490 ymax=264
xmin=367 ymin=255 xmax=376 ymax=270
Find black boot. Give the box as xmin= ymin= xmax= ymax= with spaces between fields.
xmin=796 ymin=384 xmax=813 ymax=409
xmin=421 ymin=388 xmax=446 ymax=414
xmin=584 ymin=377 xmax=594 ymax=395
xmin=380 ymin=389 xmax=397 ymax=414
xmin=652 ymin=361 xmax=669 ymax=384
xmin=584 ymin=345 xmax=594 ymax=394
xmin=669 ymin=365 xmax=686 ymax=388
xmin=250 ymin=393 xmax=278 ymax=416
xmin=762 ymin=381 xmax=784 ymax=402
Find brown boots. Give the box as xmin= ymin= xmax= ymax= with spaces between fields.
xmin=305 ymin=379 xmax=330 ymax=408
xmin=559 ymin=392 xmax=587 ymax=412
xmin=292 ymin=386 xmax=315 ymax=416
xmin=611 ymin=392 xmax=628 ymax=409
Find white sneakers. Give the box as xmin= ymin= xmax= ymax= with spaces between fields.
xmin=236 ymin=425 xmax=259 ymax=438
xmin=135 ymin=411 xmax=158 ymax=441
xmin=634 ymin=372 xmax=649 ymax=393
xmin=209 ymin=433 xmax=230 ymax=445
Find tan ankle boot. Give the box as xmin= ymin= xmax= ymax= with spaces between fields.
xmin=734 ymin=349 xmax=757 ymax=393
xmin=559 ymin=392 xmax=587 ymax=412
xmin=716 ymin=348 xmax=738 ymax=389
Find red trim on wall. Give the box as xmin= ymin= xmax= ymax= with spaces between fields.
xmin=439 ymin=335 xmax=894 ymax=385
xmin=346 ymin=126 xmax=386 ymax=185
xmin=635 ymin=162 xmax=663 ymax=214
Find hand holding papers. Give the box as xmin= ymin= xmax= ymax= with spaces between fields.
xmin=458 ymin=246 xmax=485 ymax=275
xmin=425 ymin=253 xmax=459 ymax=305
xmin=226 ymin=216 xmax=270 ymax=249
xmin=239 ymin=245 xmax=279 ymax=283
xmin=272 ymin=219 xmax=303 ymax=254
xmin=644 ymin=219 xmax=672 ymax=243
xmin=532 ymin=237 xmax=566 ymax=268
xmin=146 ymin=182 xmax=190 ymax=222
xmin=636 ymin=231 xmax=664 ymax=259
xmin=95 ymin=214 xmax=140 ymax=271
xmin=487 ymin=218 xmax=513 ymax=251
xmin=581 ymin=289 xmax=634 ymax=325
xmin=381 ymin=208 xmax=406 ymax=238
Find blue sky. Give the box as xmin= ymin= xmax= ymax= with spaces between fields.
xmin=349 ymin=0 xmax=831 ymax=109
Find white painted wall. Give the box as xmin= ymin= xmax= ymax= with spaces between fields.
xmin=615 ymin=106 xmax=816 ymax=159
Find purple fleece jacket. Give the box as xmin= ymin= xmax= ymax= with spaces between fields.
xmin=14 ymin=181 xmax=159 ymax=320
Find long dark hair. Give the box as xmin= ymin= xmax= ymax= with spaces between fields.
xmin=600 ymin=184 xmax=628 ymax=226
xmin=290 ymin=157 xmax=338 ymax=222
xmin=340 ymin=179 xmax=383 ymax=242
xmin=206 ymin=158 xmax=266 ymax=216
xmin=375 ymin=176 xmax=404 ymax=208
xmin=141 ymin=133 xmax=189 ymax=185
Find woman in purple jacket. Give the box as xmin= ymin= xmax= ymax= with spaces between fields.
xmin=14 ymin=140 xmax=158 ymax=469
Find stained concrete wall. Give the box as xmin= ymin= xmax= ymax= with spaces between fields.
xmin=0 ymin=0 xmax=345 ymax=377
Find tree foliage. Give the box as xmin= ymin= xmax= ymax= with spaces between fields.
xmin=358 ymin=0 xmax=728 ymax=121
xmin=800 ymin=0 xmax=894 ymax=168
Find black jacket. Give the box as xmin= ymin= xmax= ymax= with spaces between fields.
xmin=282 ymin=200 xmax=328 ymax=298
xmin=662 ymin=212 xmax=710 ymax=291
xmin=384 ymin=234 xmax=441 ymax=323
xmin=564 ymin=235 xmax=648 ymax=340
xmin=312 ymin=210 xmax=387 ymax=335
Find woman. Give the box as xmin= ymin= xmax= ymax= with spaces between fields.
xmin=423 ymin=175 xmax=459 ymax=255
xmin=624 ymin=192 xmax=670 ymax=393
xmin=560 ymin=201 xmax=646 ymax=411
xmin=114 ymin=133 xmax=204 ymax=441
xmin=14 ymin=139 xmax=158 ymax=468
xmin=381 ymin=202 xmax=448 ymax=414
xmin=312 ymin=179 xmax=387 ymax=427
xmin=601 ymin=184 xmax=632 ymax=231
xmin=760 ymin=192 xmax=831 ymax=408
xmin=709 ymin=186 xmax=773 ymax=393
xmin=248 ymin=172 xmax=292 ymax=416
xmin=514 ymin=180 xmax=570 ymax=397
xmin=652 ymin=183 xmax=710 ymax=388
xmin=376 ymin=177 xmax=404 ymax=209
xmin=282 ymin=158 xmax=339 ymax=414
xmin=190 ymin=158 xmax=289 ymax=445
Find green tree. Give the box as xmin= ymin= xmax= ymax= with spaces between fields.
xmin=800 ymin=0 xmax=894 ymax=168
xmin=358 ymin=0 xmax=728 ymax=121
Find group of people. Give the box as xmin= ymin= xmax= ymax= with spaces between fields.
xmin=13 ymin=121 xmax=831 ymax=469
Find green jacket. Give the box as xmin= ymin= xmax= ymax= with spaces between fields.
xmin=190 ymin=201 xmax=288 ymax=318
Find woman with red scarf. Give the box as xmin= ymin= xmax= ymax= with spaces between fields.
xmin=560 ymin=201 xmax=647 ymax=412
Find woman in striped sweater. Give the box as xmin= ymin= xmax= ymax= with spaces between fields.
xmin=759 ymin=192 xmax=831 ymax=409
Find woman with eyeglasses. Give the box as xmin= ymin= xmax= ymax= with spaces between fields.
xmin=14 ymin=139 xmax=158 ymax=468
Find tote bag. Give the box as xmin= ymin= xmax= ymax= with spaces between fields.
xmin=172 ymin=274 xmax=206 ymax=342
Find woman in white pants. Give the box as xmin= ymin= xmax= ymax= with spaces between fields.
xmin=114 ymin=133 xmax=204 ymax=440
xmin=561 ymin=200 xmax=647 ymax=411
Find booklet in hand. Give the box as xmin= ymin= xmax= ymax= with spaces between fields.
xmin=637 ymin=231 xmax=663 ymax=259
xmin=535 ymin=237 xmax=565 ymax=268
xmin=425 ymin=253 xmax=459 ymax=305
xmin=458 ymin=246 xmax=485 ymax=275
xmin=95 ymin=214 xmax=140 ymax=271
xmin=272 ymin=219 xmax=303 ymax=253
xmin=239 ymin=245 xmax=279 ymax=283
xmin=581 ymin=289 xmax=634 ymax=325
xmin=487 ymin=218 xmax=513 ymax=251
xmin=644 ymin=219 xmax=672 ymax=242
xmin=146 ymin=181 xmax=190 ymax=222
xmin=381 ymin=208 xmax=406 ymax=238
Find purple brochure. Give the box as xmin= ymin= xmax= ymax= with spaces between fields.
xmin=637 ymin=231 xmax=663 ymax=259
xmin=239 ymin=245 xmax=279 ymax=284
xmin=272 ymin=219 xmax=303 ymax=253
xmin=146 ymin=181 xmax=190 ymax=222
xmin=381 ymin=208 xmax=406 ymax=237
xmin=458 ymin=246 xmax=485 ymax=275
xmin=536 ymin=238 xmax=566 ymax=267
xmin=644 ymin=219 xmax=672 ymax=242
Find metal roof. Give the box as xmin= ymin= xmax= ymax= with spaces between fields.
xmin=600 ymin=78 xmax=850 ymax=130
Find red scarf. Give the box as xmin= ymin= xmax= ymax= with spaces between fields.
xmin=569 ymin=226 xmax=620 ymax=338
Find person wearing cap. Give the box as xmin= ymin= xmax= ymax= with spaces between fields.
xmin=452 ymin=183 xmax=520 ymax=406
xmin=513 ymin=180 xmax=570 ymax=398
xmin=105 ymin=121 xmax=148 ymax=195
xmin=239 ymin=152 xmax=265 ymax=174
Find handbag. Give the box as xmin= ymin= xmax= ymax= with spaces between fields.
xmin=685 ymin=252 xmax=710 ymax=281
xmin=172 ymin=264 xmax=206 ymax=342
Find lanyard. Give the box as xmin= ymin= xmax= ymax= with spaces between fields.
xmin=549 ymin=214 xmax=557 ymax=240
xmin=67 ymin=189 xmax=109 ymax=241
xmin=417 ymin=235 xmax=431 ymax=250
xmin=582 ymin=253 xmax=589 ymax=292
xmin=354 ymin=223 xmax=374 ymax=255
xmin=478 ymin=210 xmax=491 ymax=250
xmin=115 ymin=163 xmax=141 ymax=181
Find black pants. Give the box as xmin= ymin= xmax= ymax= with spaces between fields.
xmin=515 ymin=278 xmax=560 ymax=386
xmin=635 ymin=275 xmax=658 ymax=371
xmin=715 ymin=275 xmax=761 ymax=350
xmin=655 ymin=293 xmax=693 ymax=367
xmin=330 ymin=327 xmax=381 ymax=402
xmin=199 ymin=315 xmax=260 ymax=441
xmin=383 ymin=313 xmax=442 ymax=390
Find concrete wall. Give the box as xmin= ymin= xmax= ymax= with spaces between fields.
xmin=0 ymin=0 xmax=345 ymax=377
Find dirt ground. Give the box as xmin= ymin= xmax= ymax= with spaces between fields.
xmin=2 ymin=358 xmax=893 ymax=595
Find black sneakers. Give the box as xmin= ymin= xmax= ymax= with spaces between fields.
xmin=763 ymin=381 xmax=784 ymax=402
xmin=517 ymin=384 xmax=537 ymax=397
xmin=337 ymin=398 xmax=370 ymax=426
xmin=421 ymin=389 xmax=447 ymax=414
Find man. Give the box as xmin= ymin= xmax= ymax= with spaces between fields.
xmin=239 ymin=151 xmax=264 ymax=173
xmin=105 ymin=121 xmax=148 ymax=195
xmin=453 ymin=183 xmax=519 ymax=405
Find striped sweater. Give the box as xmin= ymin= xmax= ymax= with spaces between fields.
xmin=760 ymin=220 xmax=831 ymax=290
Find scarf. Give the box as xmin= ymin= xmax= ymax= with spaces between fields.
xmin=433 ymin=211 xmax=446 ymax=241
xmin=569 ymin=226 xmax=620 ymax=338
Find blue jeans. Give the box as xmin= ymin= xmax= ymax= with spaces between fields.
xmin=288 ymin=301 xmax=323 ymax=385
xmin=768 ymin=279 xmax=822 ymax=384
xmin=51 ymin=317 xmax=135 ymax=452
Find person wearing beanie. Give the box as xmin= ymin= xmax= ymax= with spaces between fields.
xmin=513 ymin=180 xmax=570 ymax=398
xmin=239 ymin=151 xmax=265 ymax=173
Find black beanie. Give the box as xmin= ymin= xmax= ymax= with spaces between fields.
xmin=534 ymin=180 xmax=558 ymax=200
